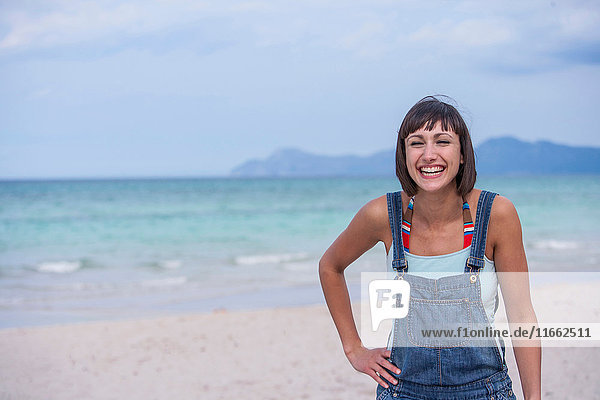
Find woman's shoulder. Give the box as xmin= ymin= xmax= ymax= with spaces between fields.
xmin=471 ymin=189 xmax=521 ymax=244
xmin=467 ymin=189 xmax=517 ymax=218
xmin=474 ymin=189 xmax=518 ymax=221
xmin=467 ymin=189 xmax=520 ymax=234
xmin=489 ymin=194 xmax=520 ymax=230
xmin=468 ymin=189 xmax=521 ymax=261
xmin=367 ymin=191 xmax=410 ymax=215
xmin=360 ymin=194 xmax=390 ymax=224
xmin=356 ymin=194 xmax=394 ymax=240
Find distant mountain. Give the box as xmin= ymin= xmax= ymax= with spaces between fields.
xmin=230 ymin=137 xmax=600 ymax=177
xmin=475 ymin=137 xmax=600 ymax=174
xmin=230 ymin=148 xmax=394 ymax=177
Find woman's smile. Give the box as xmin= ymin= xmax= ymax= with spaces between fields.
xmin=418 ymin=164 xmax=446 ymax=178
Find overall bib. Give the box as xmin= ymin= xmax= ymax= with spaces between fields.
xmin=376 ymin=190 xmax=517 ymax=400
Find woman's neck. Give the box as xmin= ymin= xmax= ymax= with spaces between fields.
xmin=412 ymin=187 xmax=463 ymax=228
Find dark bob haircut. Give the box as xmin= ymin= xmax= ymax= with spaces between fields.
xmin=395 ymin=96 xmax=477 ymax=197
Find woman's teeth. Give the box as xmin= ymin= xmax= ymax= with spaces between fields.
xmin=420 ymin=166 xmax=445 ymax=176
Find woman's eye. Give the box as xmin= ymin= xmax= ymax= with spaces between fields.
xmin=437 ymin=140 xmax=450 ymax=145
xmin=409 ymin=141 xmax=424 ymax=146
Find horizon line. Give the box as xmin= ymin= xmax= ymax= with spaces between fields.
xmin=2 ymin=172 xmax=600 ymax=182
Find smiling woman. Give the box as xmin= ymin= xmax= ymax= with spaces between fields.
xmin=319 ymin=96 xmax=541 ymax=400
xmin=404 ymin=122 xmax=463 ymax=193
xmin=395 ymin=97 xmax=476 ymax=198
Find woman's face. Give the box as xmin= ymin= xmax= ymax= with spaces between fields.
xmin=404 ymin=121 xmax=463 ymax=194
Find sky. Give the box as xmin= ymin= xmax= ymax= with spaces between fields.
xmin=1 ymin=0 xmax=599 ymax=179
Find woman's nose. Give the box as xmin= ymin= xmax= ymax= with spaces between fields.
xmin=422 ymin=143 xmax=437 ymax=160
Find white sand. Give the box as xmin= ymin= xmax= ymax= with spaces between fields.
xmin=1 ymin=282 xmax=599 ymax=399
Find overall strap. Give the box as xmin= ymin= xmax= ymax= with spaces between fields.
xmin=386 ymin=191 xmax=408 ymax=273
xmin=465 ymin=190 xmax=498 ymax=272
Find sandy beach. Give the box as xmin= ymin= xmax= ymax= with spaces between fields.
xmin=1 ymin=281 xmax=599 ymax=400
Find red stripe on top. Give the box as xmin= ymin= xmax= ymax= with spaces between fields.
xmin=463 ymin=233 xmax=473 ymax=248
xmin=402 ymin=230 xmax=410 ymax=251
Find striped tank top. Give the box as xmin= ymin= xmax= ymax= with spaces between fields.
xmin=401 ymin=195 xmax=475 ymax=254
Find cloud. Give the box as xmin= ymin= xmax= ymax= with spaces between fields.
xmin=399 ymin=2 xmax=600 ymax=73
xmin=228 ymin=1 xmax=271 ymax=13
xmin=339 ymin=20 xmax=389 ymax=58
xmin=1 ymin=0 xmax=599 ymax=73
xmin=550 ymin=7 xmax=600 ymax=65
xmin=409 ymin=18 xmax=514 ymax=48
xmin=558 ymin=7 xmax=600 ymax=40
xmin=0 ymin=0 xmax=211 ymax=51
xmin=29 ymin=88 xmax=53 ymax=99
xmin=552 ymin=41 xmax=600 ymax=65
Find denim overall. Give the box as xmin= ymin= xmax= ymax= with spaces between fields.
xmin=376 ymin=191 xmax=517 ymax=400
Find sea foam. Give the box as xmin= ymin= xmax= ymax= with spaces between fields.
xmin=141 ymin=276 xmax=188 ymax=288
xmin=37 ymin=260 xmax=82 ymax=274
xmin=530 ymin=240 xmax=579 ymax=250
xmin=160 ymin=260 xmax=182 ymax=269
xmin=235 ymin=252 xmax=309 ymax=266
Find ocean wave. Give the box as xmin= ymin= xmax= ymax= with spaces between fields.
xmin=58 ymin=281 xmax=120 ymax=292
xmin=159 ymin=260 xmax=182 ymax=269
xmin=141 ymin=276 xmax=188 ymax=288
xmin=36 ymin=260 xmax=82 ymax=274
xmin=234 ymin=252 xmax=309 ymax=266
xmin=529 ymin=240 xmax=579 ymax=250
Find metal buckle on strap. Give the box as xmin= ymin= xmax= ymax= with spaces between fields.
xmin=466 ymin=256 xmax=485 ymax=269
xmin=392 ymin=258 xmax=407 ymax=268
xmin=392 ymin=259 xmax=408 ymax=279
xmin=466 ymin=257 xmax=483 ymax=283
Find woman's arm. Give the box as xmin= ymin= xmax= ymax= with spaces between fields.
xmin=319 ymin=196 xmax=401 ymax=388
xmin=490 ymin=196 xmax=542 ymax=400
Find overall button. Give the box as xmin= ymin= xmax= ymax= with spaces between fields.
xmin=470 ymin=275 xmax=477 ymax=283
xmin=392 ymin=392 xmax=398 ymax=398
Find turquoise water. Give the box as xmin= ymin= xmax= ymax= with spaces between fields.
xmin=1 ymin=176 xmax=599 ymax=327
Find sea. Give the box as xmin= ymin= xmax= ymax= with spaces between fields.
xmin=1 ymin=176 xmax=599 ymax=328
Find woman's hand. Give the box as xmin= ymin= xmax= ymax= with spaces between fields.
xmin=345 ymin=346 xmax=401 ymax=388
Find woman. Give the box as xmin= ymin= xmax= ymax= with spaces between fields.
xmin=319 ymin=96 xmax=541 ymax=399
